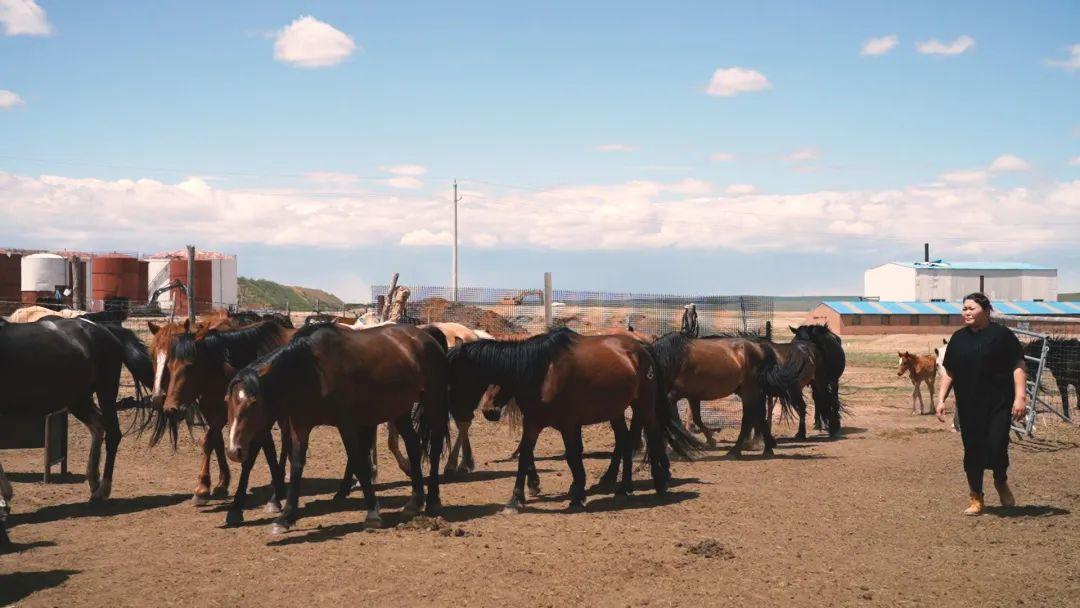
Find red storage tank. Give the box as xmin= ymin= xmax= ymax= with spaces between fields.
xmin=0 ymin=252 xmax=21 ymax=312
xmin=136 ymin=260 xmax=149 ymax=303
xmin=91 ymin=254 xmax=141 ymax=311
xmin=169 ymin=258 xmax=213 ymax=315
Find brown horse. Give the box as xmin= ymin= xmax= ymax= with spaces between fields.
xmin=447 ymin=328 xmax=699 ymax=513
xmin=225 ymin=323 xmax=449 ymax=534
xmin=647 ymin=332 xmax=805 ymax=456
xmin=898 ymin=351 xmax=937 ymax=415
xmin=157 ymin=320 xmax=296 ymax=517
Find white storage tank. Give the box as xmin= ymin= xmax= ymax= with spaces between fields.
xmin=21 ymin=253 xmax=68 ymax=293
xmin=147 ymin=258 xmax=174 ymax=309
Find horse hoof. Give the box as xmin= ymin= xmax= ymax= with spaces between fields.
xmin=365 ymin=514 xmax=383 ymax=528
xmin=424 ymin=499 xmax=442 ymax=517
xmin=526 ymin=484 xmax=541 ymax=497
xmin=402 ymin=499 xmax=422 ymax=518
xmin=332 ymin=491 xmax=349 ymax=503
xmin=264 ymin=501 xmax=282 ymax=514
xmin=192 ymin=495 xmax=211 ymax=507
xmin=225 ymin=510 xmax=244 ymax=527
xmin=705 ymin=438 xmax=717 ymax=448
xmin=270 ymin=522 xmax=291 ymax=535
xmin=566 ymin=501 xmax=586 ymax=513
xmin=501 ymin=501 xmax=523 ymax=515
xmin=211 ymin=487 xmax=229 ymax=500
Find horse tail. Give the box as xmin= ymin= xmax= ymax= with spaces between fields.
xmin=806 ymin=329 xmax=847 ymax=434
xmin=758 ymin=344 xmax=805 ymax=420
xmin=414 ymin=345 xmax=451 ymax=463
xmin=647 ymin=350 xmax=702 ymax=461
xmin=102 ymin=324 xmax=154 ymax=397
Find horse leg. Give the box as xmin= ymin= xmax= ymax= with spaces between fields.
xmin=260 ymin=433 xmax=285 ymax=514
xmin=333 ymin=427 xmax=359 ymax=501
xmin=644 ymin=420 xmax=670 ymax=495
xmin=393 ymin=414 xmax=425 ymax=517
xmin=444 ymin=419 xmax=464 ymax=477
xmin=688 ymin=399 xmax=716 ymax=447
xmin=388 ymin=423 xmax=411 ymax=477
xmin=352 ymin=427 xmax=381 ymax=527
xmin=272 ymin=428 xmax=310 ymax=535
xmin=93 ymin=387 xmax=123 ymax=502
xmin=425 ymin=405 xmax=447 ymax=517
xmin=756 ymin=397 xmax=777 ymax=456
xmin=0 ymin=461 xmax=11 ymax=546
xmin=928 ymin=377 xmax=936 ymax=417
xmin=594 ymin=418 xmax=625 ymax=491
xmin=192 ymin=427 xmax=215 ymax=505
xmin=620 ymin=416 xmax=642 ymax=496
xmin=505 ymin=423 xmax=540 ymax=514
xmin=224 ymin=434 xmax=263 ymax=527
xmin=462 ymin=424 xmax=476 ymax=473
xmin=727 ymin=396 xmax=754 ymax=458
xmin=69 ymin=397 xmax=104 ymax=497
xmin=522 ymin=432 xmax=541 ymax=496
xmin=559 ymin=425 xmax=587 ymax=512
xmin=790 ymin=389 xmax=809 ymax=440
xmin=912 ymin=381 xmax=921 ymax=415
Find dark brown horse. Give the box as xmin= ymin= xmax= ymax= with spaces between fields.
xmin=157 ymin=320 xmax=296 ymax=518
xmin=225 ymin=323 xmax=448 ymax=534
xmin=647 ymin=332 xmax=805 ymax=456
xmin=447 ymin=328 xmax=699 ymax=513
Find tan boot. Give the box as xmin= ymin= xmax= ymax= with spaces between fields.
xmin=995 ymin=481 xmax=1016 ymax=508
xmin=963 ymin=492 xmax=984 ymax=516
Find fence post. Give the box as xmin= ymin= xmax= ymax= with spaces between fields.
xmin=543 ymin=272 xmax=553 ymax=329
xmin=186 ymin=245 xmax=196 ymax=324
xmin=70 ymin=256 xmax=82 ymax=311
xmin=765 ymin=321 xmax=772 ymax=341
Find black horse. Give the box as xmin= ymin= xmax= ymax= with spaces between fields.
xmin=0 ymin=317 xmax=153 ymax=545
xmin=787 ymin=324 xmax=847 ymax=437
xmin=1025 ymin=337 xmax=1079 ymax=419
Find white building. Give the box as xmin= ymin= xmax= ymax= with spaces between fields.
xmin=864 ymin=261 xmax=1057 ymax=302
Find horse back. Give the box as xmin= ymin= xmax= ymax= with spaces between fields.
xmin=537 ymin=334 xmax=650 ymax=426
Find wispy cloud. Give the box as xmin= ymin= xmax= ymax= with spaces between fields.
xmin=594 ymin=144 xmax=639 ymax=153
xmin=0 ymin=0 xmax=51 ymax=36
xmin=916 ymin=35 xmax=975 ymax=56
xmin=988 ymin=154 xmax=1031 ymax=172
xmin=0 ymin=89 xmax=24 ymax=109
xmin=710 ymin=152 xmax=735 ymax=163
xmin=386 ymin=176 xmax=424 ymax=189
xmin=1046 ymin=44 xmax=1080 ymax=72
xmin=1068 ymin=157 xmax=1080 ymax=167
xmin=380 ymin=164 xmax=427 ymax=176
xmin=274 ymin=15 xmax=357 ymax=68
xmin=724 ymin=183 xmax=758 ymax=195
xmin=785 ymin=147 xmax=822 ymax=162
xmin=940 ymin=169 xmax=988 ymax=185
xmin=706 ymin=67 xmax=771 ymax=97
xmin=861 ymin=35 xmax=899 ymax=56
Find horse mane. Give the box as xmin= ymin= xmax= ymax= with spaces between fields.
xmin=175 ymin=320 xmax=289 ymax=368
xmin=231 ymin=323 xmax=333 ymax=404
xmin=448 ymin=327 xmax=579 ymax=398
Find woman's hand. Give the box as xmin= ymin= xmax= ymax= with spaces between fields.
xmin=935 ymin=400 xmax=947 ymax=423
xmin=1011 ymin=396 xmax=1027 ymax=422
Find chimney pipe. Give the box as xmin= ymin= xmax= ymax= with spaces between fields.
xmin=924 ymin=243 xmax=929 ymax=262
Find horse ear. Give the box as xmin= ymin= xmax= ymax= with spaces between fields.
xmin=147 ymin=321 xmax=160 ymax=335
xmin=942 ymin=338 xmax=948 ymax=345
xmin=789 ymin=325 xmax=798 ymax=334
xmin=453 ymin=337 xmax=464 ymax=348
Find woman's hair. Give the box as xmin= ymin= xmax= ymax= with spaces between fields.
xmin=963 ymin=292 xmax=993 ymax=312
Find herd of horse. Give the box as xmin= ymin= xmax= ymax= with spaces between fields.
xmin=0 ymin=308 xmax=848 ymax=545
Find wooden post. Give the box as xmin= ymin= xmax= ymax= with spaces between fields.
xmin=543 ymin=272 xmax=553 ymax=329
xmin=383 ymin=272 xmax=399 ymax=321
xmin=70 ymin=256 xmax=82 ymax=311
xmin=186 ymin=245 xmax=196 ymax=323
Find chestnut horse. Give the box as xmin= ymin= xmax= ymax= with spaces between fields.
xmin=447 ymin=328 xmax=700 ymax=513
xmin=225 ymin=323 xmax=449 ymax=534
xmin=898 ymin=351 xmax=937 ymax=415
xmin=647 ymin=332 xmax=805 ymax=456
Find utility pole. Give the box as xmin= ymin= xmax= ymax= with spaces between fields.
xmin=452 ymin=180 xmax=460 ymax=302
xmin=186 ymin=245 xmax=196 ymax=324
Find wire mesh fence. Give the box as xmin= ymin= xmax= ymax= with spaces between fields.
xmin=371 ymin=283 xmax=776 ymax=429
xmin=996 ymin=314 xmax=1080 ymax=426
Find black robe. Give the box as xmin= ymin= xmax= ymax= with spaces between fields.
xmin=943 ymin=322 xmax=1024 ymax=473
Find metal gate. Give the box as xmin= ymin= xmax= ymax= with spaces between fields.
xmin=1011 ymin=326 xmax=1070 ymax=438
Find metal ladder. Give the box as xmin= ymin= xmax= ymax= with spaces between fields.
xmin=1011 ymin=327 xmax=1069 ymax=438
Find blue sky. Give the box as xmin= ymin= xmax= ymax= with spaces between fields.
xmin=1 ymin=1 xmax=1078 ymax=300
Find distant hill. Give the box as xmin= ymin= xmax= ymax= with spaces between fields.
xmin=238 ymin=277 xmax=344 ymax=311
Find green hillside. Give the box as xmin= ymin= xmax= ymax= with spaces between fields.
xmin=238 ymin=277 xmax=344 ymax=311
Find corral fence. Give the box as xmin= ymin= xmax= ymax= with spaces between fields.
xmin=372 ymin=282 xmax=775 ymax=429
xmin=996 ymin=314 xmax=1079 ymax=435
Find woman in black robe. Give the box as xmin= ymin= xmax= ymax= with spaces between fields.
xmin=936 ymin=293 xmax=1027 ymax=515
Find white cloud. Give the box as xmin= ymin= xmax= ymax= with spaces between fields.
xmin=710 ymin=152 xmax=735 ymax=163
xmin=706 ymin=67 xmax=771 ymax=97
xmin=274 ymin=16 xmax=357 ymax=68
xmin=2 ymin=170 xmax=1077 ymax=259
xmin=594 ymin=144 xmax=639 ymax=153
xmin=940 ymin=169 xmax=987 ymax=185
xmin=380 ymin=164 xmax=427 ymax=176
xmin=916 ymin=35 xmax=975 ymax=56
xmin=387 ymin=176 xmax=424 ymax=189
xmin=0 ymin=0 xmax=51 ymax=36
xmin=988 ymin=154 xmax=1031 ymax=172
xmin=1046 ymin=44 xmax=1080 ymax=71
xmin=861 ymin=35 xmax=899 ymax=56
xmin=785 ymin=147 xmax=821 ymax=162
xmin=305 ymin=171 xmax=360 ymax=185
xmin=0 ymin=89 xmax=24 ymax=109
xmin=724 ymin=183 xmax=758 ymax=195
xmin=1069 ymin=157 xmax=1080 ymax=167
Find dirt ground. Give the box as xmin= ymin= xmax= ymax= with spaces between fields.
xmin=2 ymin=331 xmax=1079 ymax=607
